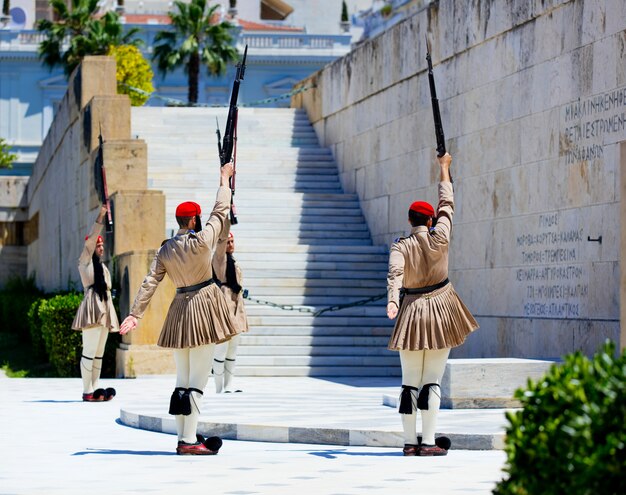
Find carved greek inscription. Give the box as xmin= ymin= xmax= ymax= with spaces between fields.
xmin=515 ymin=212 xmax=588 ymax=318
xmin=561 ymin=87 xmax=626 ymax=164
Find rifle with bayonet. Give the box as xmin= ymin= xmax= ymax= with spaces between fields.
xmin=217 ymin=44 xmax=248 ymax=225
xmin=94 ymin=126 xmax=113 ymax=233
xmin=426 ymin=36 xmax=453 ymax=183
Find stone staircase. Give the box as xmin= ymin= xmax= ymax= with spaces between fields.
xmin=131 ymin=107 xmax=399 ymax=376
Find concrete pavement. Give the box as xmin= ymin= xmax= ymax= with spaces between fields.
xmin=0 ymin=375 xmax=509 ymax=495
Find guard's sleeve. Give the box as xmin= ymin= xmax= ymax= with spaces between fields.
xmin=78 ymin=221 xmax=104 ymax=266
xmin=129 ymin=251 xmax=167 ymax=319
xmin=387 ymin=242 xmax=405 ymax=307
xmin=212 ymin=218 xmax=231 ymax=283
xmin=432 ymin=181 xmax=454 ymax=242
xmin=199 ymin=186 xmax=231 ymax=251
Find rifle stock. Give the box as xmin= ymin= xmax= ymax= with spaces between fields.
xmin=217 ymin=44 xmax=247 ymax=225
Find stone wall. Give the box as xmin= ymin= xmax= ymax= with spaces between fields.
xmin=292 ymin=0 xmax=626 ymax=357
xmin=27 ymin=56 xmax=174 ymax=375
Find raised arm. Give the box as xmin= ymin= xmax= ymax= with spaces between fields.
xmin=212 ymin=218 xmax=231 ymax=282
xmin=199 ymin=161 xmax=234 ymax=251
xmin=78 ymin=205 xmax=107 ymax=265
xmin=432 ymin=153 xmax=454 ymax=241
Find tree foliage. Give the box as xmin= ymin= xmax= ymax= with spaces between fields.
xmin=108 ymin=44 xmax=154 ymax=106
xmin=341 ymin=1 xmax=349 ymax=22
xmin=152 ymin=0 xmax=239 ymax=104
xmin=494 ymin=341 xmax=626 ymax=495
xmin=37 ymin=0 xmax=141 ymax=76
xmin=0 ymin=137 xmax=16 ymax=169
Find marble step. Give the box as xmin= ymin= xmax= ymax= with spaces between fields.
xmin=149 ymin=163 xmax=339 ymax=174
xmin=244 ymin=287 xmax=386 ymax=297
xmin=240 ymin=335 xmax=389 ymax=346
xmin=232 ymin=260 xmax=387 ymax=271
xmin=243 ymin=270 xmax=381 ymax=281
xmin=246 ymin=326 xmax=392 ymax=336
xmin=233 ymin=355 xmax=398 ymax=367
xmin=162 ymin=197 xmax=362 ymax=209
xmin=235 ymin=252 xmax=388 ymax=262
xmin=245 ymin=306 xmax=385 ymax=317
xmin=234 ymin=244 xmax=388 ymax=254
xmin=227 ymin=230 xmax=371 ymax=239
xmin=235 ymin=214 xmax=366 ymax=223
xmin=151 ymin=180 xmax=342 ymax=191
xmin=243 ymin=277 xmax=385 ymax=288
xmin=233 ymin=365 xmax=400 ymax=377
xmin=149 ymin=173 xmax=340 ymax=183
xmin=242 ymin=295 xmax=385 ymax=305
xmin=245 ymin=315 xmax=391 ymax=326
xmin=236 ymin=345 xmax=395 ymax=356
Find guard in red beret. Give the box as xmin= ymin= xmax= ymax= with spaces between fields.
xmin=120 ymin=162 xmax=240 ymax=456
xmin=212 ymin=222 xmax=248 ymax=393
xmin=386 ymin=153 xmax=478 ymax=457
xmin=72 ymin=205 xmax=120 ymax=402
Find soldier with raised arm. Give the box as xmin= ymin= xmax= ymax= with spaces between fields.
xmin=72 ymin=204 xmax=120 ymax=402
xmin=386 ymin=153 xmax=478 ymax=456
xmin=120 ymin=162 xmax=239 ymax=456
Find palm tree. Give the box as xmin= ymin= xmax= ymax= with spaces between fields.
xmin=37 ymin=0 xmax=141 ymax=76
xmin=152 ymin=0 xmax=239 ymax=105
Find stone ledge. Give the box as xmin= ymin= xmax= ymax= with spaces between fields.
xmin=383 ymin=358 xmax=555 ymax=409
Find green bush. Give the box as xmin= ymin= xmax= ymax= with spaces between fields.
xmin=494 ymin=341 xmax=626 ymax=495
xmin=27 ymin=298 xmax=48 ymax=360
xmin=39 ymin=293 xmax=83 ymax=377
xmin=0 ymin=277 xmax=43 ymax=341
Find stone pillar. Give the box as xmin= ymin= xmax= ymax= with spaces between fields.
xmin=112 ymin=190 xmax=175 ymax=377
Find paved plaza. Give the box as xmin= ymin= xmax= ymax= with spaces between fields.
xmin=0 ymin=373 xmax=508 ymax=495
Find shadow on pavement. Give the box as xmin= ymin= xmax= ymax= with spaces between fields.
xmin=25 ymin=400 xmax=84 ymax=403
xmin=307 ymin=448 xmax=400 ymax=459
xmin=72 ymin=449 xmax=175 ymax=456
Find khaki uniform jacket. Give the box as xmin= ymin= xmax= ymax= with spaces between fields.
xmin=387 ymin=181 xmax=478 ymax=351
xmin=387 ymin=181 xmax=454 ymax=306
xmin=130 ymin=186 xmax=231 ymax=318
xmin=212 ymin=221 xmax=249 ymax=333
xmin=72 ymin=220 xmax=119 ymax=331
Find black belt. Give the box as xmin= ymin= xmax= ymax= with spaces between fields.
xmin=400 ymin=278 xmax=449 ymax=296
xmin=176 ymin=279 xmax=215 ymax=294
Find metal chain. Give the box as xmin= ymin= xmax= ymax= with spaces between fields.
xmin=242 ymin=291 xmax=386 ymax=317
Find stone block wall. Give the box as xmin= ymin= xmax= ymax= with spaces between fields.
xmin=27 ymin=56 xmax=172 ymax=375
xmin=293 ymin=0 xmax=626 ymax=357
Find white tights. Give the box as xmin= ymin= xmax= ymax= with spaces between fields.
xmin=80 ymin=326 xmax=109 ymax=394
xmin=399 ymin=348 xmax=450 ymax=445
xmin=213 ymin=334 xmax=241 ymax=393
xmin=173 ymin=344 xmax=215 ymax=443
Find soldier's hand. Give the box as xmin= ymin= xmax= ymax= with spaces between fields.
xmin=437 ymin=152 xmax=452 ymax=182
xmin=120 ymin=315 xmax=138 ymax=335
xmin=221 ymin=161 xmax=234 ymax=178
xmin=97 ymin=205 xmax=108 ymax=223
xmin=387 ymin=302 xmax=398 ymax=320
xmin=437 ymin=152 xmax=452 ymax=170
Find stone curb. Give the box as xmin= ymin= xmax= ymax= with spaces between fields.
xmin=119 ymin=408 xmax=505 ymax=451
